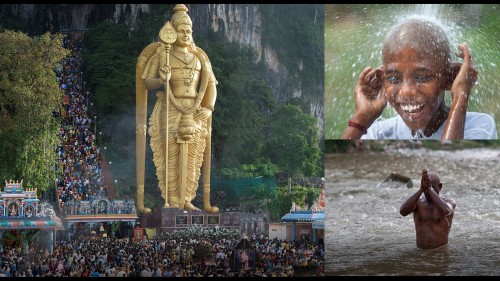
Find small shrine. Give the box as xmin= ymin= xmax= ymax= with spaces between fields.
xmin=0 ymin=180 xmax=63 ymax=253
xmin=277 ymin=179 xmax=325 ymax=243
xmin=0 ymin=180 xmax=39 ymax=218
xmin=230 ymin=234 xmax=256 ymax=272
xmin=59 ymin=196 xmax=138 ymax=242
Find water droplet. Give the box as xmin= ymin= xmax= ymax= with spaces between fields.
xmin=325 ymin=4 xmax=498 ymax=139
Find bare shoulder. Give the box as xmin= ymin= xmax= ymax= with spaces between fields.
xmin=443 ymin=197 xmax=457 ymax=210
xmin=444 ymin=197 xmax=456 ymax=205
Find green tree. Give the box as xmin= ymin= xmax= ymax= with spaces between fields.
xmin=215 ymin=162 xmax=279 ymax=179
xmin=305 ymin=187 xmax=321 ymax=209
xmin=272 ymin=185 xmax=321 ymax=221
xmin=0 ymin=30 xmax=69 ymax=190
xmin=76 ymin=6 xmax=324 ymax=210
xmin=82 ymin=21 xmax=136 ymax=115
xmin=265 ymin=104 xmax=321 ymax=189
xmin=201 ymin=31 xmax=277 ymax=168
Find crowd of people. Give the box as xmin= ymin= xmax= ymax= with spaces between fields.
xmin=1 ymin=230 xmax=324 ymax=277
xmin=0 ymin=35 xmax=324 ymax=278
xmin=54 ymin=36 xmax=110 ymax=213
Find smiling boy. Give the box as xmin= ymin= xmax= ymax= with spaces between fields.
xmin=341 ymin=17 xmax=497 ymax=139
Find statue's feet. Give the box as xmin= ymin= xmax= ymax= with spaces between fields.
xmin=168 ymin=202 xmax=179 ymax=208
xmin=204 ymin=205 xmax=219 ymax=213
xmin=138 ymin=207 xmax=152 ymax=214
xmin=184 ymin=202 xmax=200 ymax=211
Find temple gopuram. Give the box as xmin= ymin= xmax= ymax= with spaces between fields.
xmin=61 ymin=196 xmax=139 ymax=241
xmin=0 ymin=180 xmax=63 ymax=253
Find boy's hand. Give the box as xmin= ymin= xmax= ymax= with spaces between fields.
xmin=351 ymin=66 xmax=387 ymax=128
xmin=450 ymin=43 xmax=477 ymax=99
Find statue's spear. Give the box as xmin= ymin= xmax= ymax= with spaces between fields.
xmin=159 ymin=21 xmax=177 ymax=208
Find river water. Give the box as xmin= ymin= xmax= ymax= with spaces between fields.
xmin=324 ymin=143 xmax=500 ymax=276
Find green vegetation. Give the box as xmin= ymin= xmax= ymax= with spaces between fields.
xmin=79 ymin=5 xmax=323 ymax=219
xmin=199 ymin=30 xmax=276 ymax=168
xmin=215 ymin=163 xmax=280 ymax=179
xmin=0 ymin=30 xmax=70 ymax=191
xmin=265 ymin=104 xmax=322 ymax=181
xmin=0 ymin=5 xmax=324 ymax=222
xmin=83 ymin=21 xmax=136 ymax=115
xmin=274 ymin=185 xmax=321 ymax=220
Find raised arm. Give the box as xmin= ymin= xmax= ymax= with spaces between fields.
xmin=341 ymin=66 xmax=386 ymax=139
xmin=441 ymin=43 xmax=477 ymax=139
xmin=400 ymin=188 xmax=423 ymax=216
xmin=426 ymin=187 xmax=455 ymax=217
xmin=400 ymin=169 xmax=427 ymax=216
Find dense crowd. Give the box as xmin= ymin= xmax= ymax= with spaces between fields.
xmin=1 ymin=230 xmax=324 ymax=277
xmin=54 ymin=36 xmax=109 ymax=211
xmin=0 ymin=35 xmax=324 ymax=278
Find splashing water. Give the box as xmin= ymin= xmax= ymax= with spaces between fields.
xmin=325 ymin=4 xmax=499 ymax=139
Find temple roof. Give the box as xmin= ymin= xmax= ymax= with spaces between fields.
xmin=0 ymin=217 xmax=63 ymax=230
xmin=280 ymin=210 xmax=325 ymax=222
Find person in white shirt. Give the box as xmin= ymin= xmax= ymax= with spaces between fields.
xmin=342 ymin=17 xmax=497 ymax=140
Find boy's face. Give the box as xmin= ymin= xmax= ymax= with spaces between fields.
xmin=383 ymin=45 xmax=449 ymax=132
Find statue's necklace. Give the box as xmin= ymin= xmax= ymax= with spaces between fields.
xmin=171 ymin=51 xmax=195 ymax=86
xmin=171 ymin=50 xmax=194 ymax=65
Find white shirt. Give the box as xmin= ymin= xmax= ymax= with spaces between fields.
xmin=362 ymin=112 xmax=497 ymax=139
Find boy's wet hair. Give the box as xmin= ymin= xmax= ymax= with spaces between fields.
xmin=383 ymin=16 xmax=451 ymax=69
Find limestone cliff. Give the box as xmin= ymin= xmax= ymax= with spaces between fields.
xmin=0 ymin=3 xmax=324 ymax=137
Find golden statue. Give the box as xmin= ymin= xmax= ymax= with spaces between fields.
xmin=136 ymin=4 xmax=219 ymax=214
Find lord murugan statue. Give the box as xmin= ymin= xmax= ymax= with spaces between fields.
xmin=136 ymin=4 xmax=218 ymax=214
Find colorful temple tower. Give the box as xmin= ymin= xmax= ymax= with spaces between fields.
xmin=0 ymin=180 xmax=39 ymax=218
xmin=0 ymin=180 xmax=63 ymax=253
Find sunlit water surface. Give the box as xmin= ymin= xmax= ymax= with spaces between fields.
xmin=325 ymin=146 xmax=500 ymax=275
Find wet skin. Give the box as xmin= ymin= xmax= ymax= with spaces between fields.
xmin=383 ymin=47 xmax=448 ymax=134
xmin=400 ymin=169 xmax=457 ymax=249
xmin=341 ymin=20 xmax=477 ymax=139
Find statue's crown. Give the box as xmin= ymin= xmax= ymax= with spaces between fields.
xmin=171 ymin=4 xmax=192 ymax=29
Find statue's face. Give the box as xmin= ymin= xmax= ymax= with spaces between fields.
xmin=175 ymin=24 xmax=193 ymax=47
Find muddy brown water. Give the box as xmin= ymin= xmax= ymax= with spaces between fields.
xmin=324 ymin=146 xmax=500 ymax=275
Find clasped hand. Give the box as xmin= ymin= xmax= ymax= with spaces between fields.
xmin=420 ymin=169 xmax=431 ymax=192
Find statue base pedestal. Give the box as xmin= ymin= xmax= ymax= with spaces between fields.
xmin=138 ymin=207 xmax=241 ymax=233
xmin=138 ymin=207 xmax=269 ymax=237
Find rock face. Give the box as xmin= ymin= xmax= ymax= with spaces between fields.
xmin=189 ymin=4 xmax=324 ymax=137
xmin=2 ymin=4 xmax=116 ymax=33
xmin=190 ymin=5 xmax=263 ymax=61
xmin=1 ymin=4 xmax=324 ymax=137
